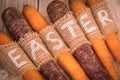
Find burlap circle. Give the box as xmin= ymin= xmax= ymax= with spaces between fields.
xmin=76 ymin=8 xmax=103 ymax=41
xmin=19 ymin=32 xmax=53 ymax=69
xmin=91 ymin=1 xmax=117 ymax=38
xmin=54 ymin=12 xmax=89 ymax=53
xmin=39 ymin=25 xmax=70 ymax=59
xmin=0 ymin=42 xmax=36 ymax=77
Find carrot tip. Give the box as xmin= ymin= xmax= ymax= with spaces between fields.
xmin=24 ymin=5 xmax=29 ymax=8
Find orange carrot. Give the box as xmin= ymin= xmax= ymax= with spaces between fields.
xmin=0 ymin=31 xmax=43 ymax=80
xmin=23 ymin=5 xmax=48 ymax=32
xmin=0 ymin=32 xmax=13 ymax=45
xmin=23 ymin=5 xmax=89 ymax=80
xmin=106 ymin=32 xmax=120 ymax=64
xmin=69 ymin=0 xmax=120 ymax=80
xmin=2 ymin=7 xmax=67 ymax=80
xmin=91 ymin=38 xmax=120 ymax=80
xmin=87 ymin=0 xmax=120 ymax=65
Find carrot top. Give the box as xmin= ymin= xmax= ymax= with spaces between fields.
xmin=23 ymin=5 xmax=48 ymax=32
xmin=69 ymin=0 xmax=86 ymax=14
xmin=87 ymin=0 xmax=103 ymax=7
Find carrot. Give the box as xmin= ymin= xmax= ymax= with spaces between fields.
xmin=87 ymin=0 xmax=102 ymax=7
xmin=23 ymin=5 xmax=89 ymax=80
xmin=0 ymin=31 xmax=43 ymax=80
xmin=91 ymin=37 xmax=120 ymax=80
xmin=23 ymin=5 xmax=48 ymax=32
xmin=87 ymin=0 xmax=120 ymax=65
xmin=0 ymin=32 xmax=13 ymax=45
xmin=69 ymin=0 xmax=120 ymax=80
xmin=2 ymin=7 xmax=32 ymax=40
xmin=2 ymin=7 xmax=66 ymax=80
xmin=57 ymin=51 xmax=88 ymax=80
xmin=22 ymin=70 xmax=43 ymax=80
xmin=106 ymin=32 xmax=120 ymax=64
xmin=47 ymin=0 xmax=114 ymax=80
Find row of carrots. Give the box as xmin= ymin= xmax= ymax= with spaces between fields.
xmin=0 ymin=0 xmax=120 ymax=80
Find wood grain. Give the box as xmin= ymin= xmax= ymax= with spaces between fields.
xmin=106 ymin=0 xmax=120 ymax=39
xmin=0 ymin=0 xmax=120 ymax=80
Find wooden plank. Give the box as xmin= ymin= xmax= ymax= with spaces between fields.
xmin=38 ymin=0 xmax=53 ymax=22
xmin=115 ymin=1 xmax=120 ymax=39
xmin=0 ymin=0 xmax=7 ymax=33
xmin=106 ymin=0 xmax=120 ymax=39
xmin=0 ymin=0 xmax=4 ymax=31
xmin=5 ymin=0 xmax=17 ymax=8
xmin=32 ymin=0 xmax=39 ymax=9
xmin=17 ymin=0 xmax=24 ymax=11
xmin=23 ymin=0 xmax=38 ymax=9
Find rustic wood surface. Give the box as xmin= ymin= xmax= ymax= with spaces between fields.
xmin=106 ymin=0 xmax=120 ymax=39
xmin=0 ymin=0 xmax=120 ymax=80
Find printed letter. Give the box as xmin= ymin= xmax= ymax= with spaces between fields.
xmin=97 ymin=10 xmax=113 ymax=26
xmin=30 ymin=40 xmax=48 ymax=60
xmin=8 ymin=49 xmax=27 ymax=68
xmin=46 ymin=31 xmax=63 ymax=50
xmin=80 ymin=13 xmax=96 ymax=33
xmin=61 ymin=21 xmax=77 ymax=38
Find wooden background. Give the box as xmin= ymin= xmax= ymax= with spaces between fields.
xmin=0 ymin=0 xmax=120 ymax=80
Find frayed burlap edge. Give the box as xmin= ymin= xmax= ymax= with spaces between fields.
xmin=53 ymin=11 xmax=90 ymax=53
xmin=76 ymin=8 xmax=103 ymax=42
xmin=18 ymin=32 xmax=53 ymax=69
xmin=0 ymin=42 xmax=36 ymax=77
xmin=39 ymin=25 xmax=70 ymax=58
xmin=54 ymin=11 xmax=74 ymax=26
xmin=91 ymin=1 xmax=117 ymax=38
xmin=71 ymin=40 xmax=89 ymax=53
